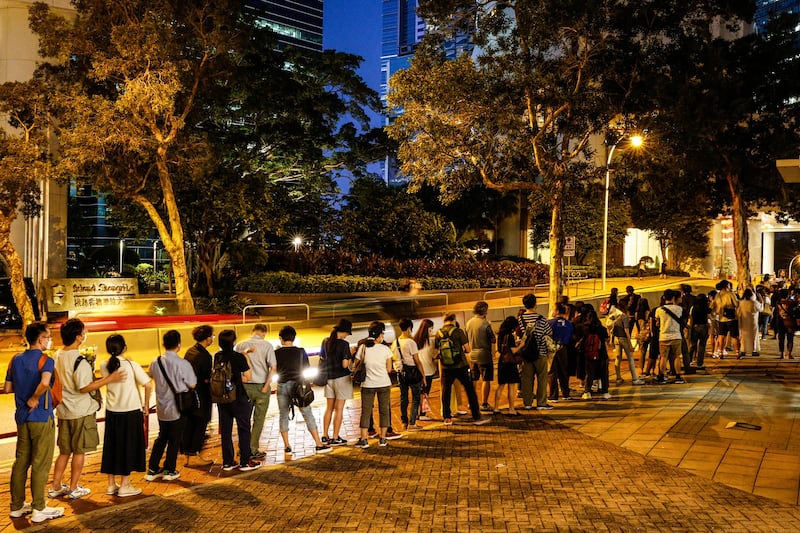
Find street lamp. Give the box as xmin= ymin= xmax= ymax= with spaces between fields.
xmin=119 ymin=239 xmax=125 ymax=275
xmin=602 ymin=134 xmax=643 ymax=291
xmin=153 ymin=239 xmax=159 ymax=271
xmin=292 ymin=236 xmax=303 ymax=252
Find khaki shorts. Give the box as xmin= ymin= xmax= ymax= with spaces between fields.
xmin=324 ymin=375 xmax=354 ymax=400
xmin=57 ymin=414 xmax=99 ymax=454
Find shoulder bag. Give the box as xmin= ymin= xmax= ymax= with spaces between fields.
xmin=157 ymin=356 xmax=199 ymax=414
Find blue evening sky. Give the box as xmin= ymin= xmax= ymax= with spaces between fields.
xmin=323 ymin=0 xmax=382 ymax=126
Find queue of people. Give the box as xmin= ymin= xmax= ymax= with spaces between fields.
xmin=6 ymin=279 xmax=790 ymax=523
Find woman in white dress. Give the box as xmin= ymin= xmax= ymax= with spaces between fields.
xmin=737 ymin=288 xmax=763 ymax=358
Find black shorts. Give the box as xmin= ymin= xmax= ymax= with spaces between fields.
xmin=718 ymin=321 xmax=739 ymax=338
xmin=470 ymin=362 xmax=493 ymax=382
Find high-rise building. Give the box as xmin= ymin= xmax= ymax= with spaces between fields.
xmin=247 ymin=0 xmax=323 ymax=53
xmin=754 ymin=0 xmax=800 ymax=38
xmin=379 ymin=1 xmax=473 ymax=185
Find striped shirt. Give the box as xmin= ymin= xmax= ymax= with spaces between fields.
xmin=518 ymin=312 xmax=553 ymax=360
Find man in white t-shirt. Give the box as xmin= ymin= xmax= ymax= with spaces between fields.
xmin=49 ymin=319 xmax=126 ymax=500
xmin=655 ymin=290 xmax=685 ymax=384
xmin=234 ymin=324 xmax=276 ymax=459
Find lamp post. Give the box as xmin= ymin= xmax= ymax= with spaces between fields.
xmin=119 ymin=239 xmax=125 ymax=275
xmin=153 ymin=239 xmax=159 ymax=271
xmin=602 ymin=134 xmax=643 ymax=291
xmin=292 ymin=236 xmax=303 ymax=252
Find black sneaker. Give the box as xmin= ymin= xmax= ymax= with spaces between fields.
xmin=674 ymin=375 xmax=685 ymax=384
xmin=354 ymin=438 xmax=369 ymax=449
xmin=329 ymin=437 xmax=347 ymax=446
xmin=251 ymin=450 xmax=266 ymax=459
xmin=222 ymin=463 xmax=239 ymax=472
xmin=655 ymin=375 xmax=667 ymax=384
xmin=239 ymin=459 xmax=262 ymax=471
xmin=321 ymin=436 xmax=330 ymax=444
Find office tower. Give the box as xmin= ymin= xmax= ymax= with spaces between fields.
xmin=246 ymin=0 xmax=324 ymax=53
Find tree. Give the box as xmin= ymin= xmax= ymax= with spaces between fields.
xmin=28 ymin=0 xmax=271 ymax=313
xmin=0 ymin=79 xmax=50 ymax=326
xmin=389 ymin=1 xmax=668 ymax=309
xmin=641 ymin=9 xmax=800 ymax=285
xmin=338 ymin=177 xmax=464 ymax=260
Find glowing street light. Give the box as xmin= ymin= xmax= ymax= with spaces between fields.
xmin=292 ymin=236 xmax=303 ymax=252
xmin=602 ymin=134 xmax=644 ymax=291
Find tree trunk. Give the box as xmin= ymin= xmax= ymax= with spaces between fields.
xmin=727 ymin=172 xmax=751 ymax=287
xmin=0 ymin=221 xmax=36 ymax=326
xmin=547 ymin=179 xmax=565 ymax=312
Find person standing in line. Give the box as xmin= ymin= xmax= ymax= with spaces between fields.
xmin=612 ymin=301 xmax=644 ymax=386
xmin=436 ymin=313 xmax=490 ymax=426
xmin=182 ymin=325 xmax=215 ymax=465
xmin=234 ymin=324 xmax=276 ymax=459
xmin=320 ymin=319 xmax=355 ymax=446
xmin=274 ymin=326 xmax=332 ymax=454
xmin=413 ymin=319 xmax=438 ymax=421
xmin=494 ymin=316 xmax=522 ymax=414
xmin=100 ymin=334 xmax=151 ymax=497
xmin=548 ymin=303 xmax=577 ymax=401
xmin=5 ymin=322 xmax=65 ymax=523
xmin=465 ymin=301 xmax=496 ymax=412
xmin=776 ymin=289 xmax=796 ymax=359
xmin=394 ymin=318 xmax=427 ymax=430
xmin=655 ymin=290 xmax=685 ymax=384
xmin=517 ymin=293 xmax=554 ymax=410
xmin=354 ymin=322 xmax=398 ymax=448
xmin=712 ymin=280 xmax=739 ymax=358
xmin=580 ymin=309 xmax=611 ymax=400
xmin=50 ymin=318 xmax=125 ymax=500
xmin=688 ymin=294 xmax=711 ymax=371
xmin=213 ymin=330 xmax=262 ymax=472
xmin=737 ymin=288 xmax=763 ymax=358
xmin=146 ymin=330 xmax=196 ymax=482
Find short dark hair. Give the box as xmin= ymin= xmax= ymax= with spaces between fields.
xmin=443 ymin=313 xmax=457 ymax=323
xmin=473 ymin=301 xmax=489 ymax=315
xmin=218 ymin=329 xmax=236 ymax=350
xmin=522 ymin=293 xmax=537 ymax=309
xmin=399 ymin=318 xmax=413 ymax=331
xmin=163 ymin=330 xmax=181 ymax=350
xmin=60 ymin=318 xmax=85 ymax=346
xmin=368 ymin=321 xmax=385 ymax=338
xmin=24 ymin=321 xmax=49 ymax=347
xmin=192 ymin=325 xmax=214 ymax=342
xmin=279 ymin=325 xmax=296 ymax=341
xmin=252 ymin=323 xmax=268 ymax=334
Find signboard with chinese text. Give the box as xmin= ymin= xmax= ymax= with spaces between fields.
xmin=41 ymin=278 xmax=139 ymax=313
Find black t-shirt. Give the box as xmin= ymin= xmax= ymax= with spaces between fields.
xmin=321 ymin=338 xmax=351 ymax=380
xmin=690 ymin=305 xmax=711 ymax=326
xmin=275 ymin=346 xmax=309 ymax=383
xmin=214 ymin=349 xmax=249 ymax=399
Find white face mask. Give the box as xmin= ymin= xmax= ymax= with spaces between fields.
xmin=46 ymin=339 xmax=53 ymax=351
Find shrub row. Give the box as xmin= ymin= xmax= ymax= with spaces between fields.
xmin=267 ymin=249 xmax=549 ymax=286
xmin=236 ymin=272 xmax=490 ymax=293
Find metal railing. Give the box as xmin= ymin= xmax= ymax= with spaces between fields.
xmin=242 ymin=303 xmax=310 ymax=323
xmin=483 ymin=288 xmax=512 ymax=305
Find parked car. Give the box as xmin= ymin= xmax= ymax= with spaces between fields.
xmin=0 ymin=277 xmax=40 ymax=329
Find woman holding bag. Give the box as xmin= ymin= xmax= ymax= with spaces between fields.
xmin=394 ymin=318 xmax=426 ymax=431
xmin=353 ymin=322 xmax=393 ymax=449
xmin=494 ymin=316 xmax=522 ymax=415
xmin=414 ymin=319 xmax=438 ymax=421
xmin=320 ymin=319 xmax=355 ymax=447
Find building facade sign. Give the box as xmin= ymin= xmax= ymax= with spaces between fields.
xmin=42 ymin=278 xmax=139 ymax=313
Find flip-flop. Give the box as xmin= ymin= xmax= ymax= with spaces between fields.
xmin=506 ymin=411 xmax=520 ymax=416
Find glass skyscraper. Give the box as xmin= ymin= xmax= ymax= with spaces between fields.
xmin=247 ymin=0 xmax=323 ymax=53
xmin=754 ymin=0 xmax=800 ymax=37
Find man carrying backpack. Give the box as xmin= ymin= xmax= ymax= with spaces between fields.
xmin=435 ymin=313 xmax=490 ymax=426
xmin=517 ymin=294 xmax=554 ymax=410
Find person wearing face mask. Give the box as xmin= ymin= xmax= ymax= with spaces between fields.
xmin=49 ymin=318 xmax=126 ymax=501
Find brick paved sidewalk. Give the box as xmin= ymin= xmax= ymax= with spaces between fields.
xmin=5 ymin=332 xmax=800 ymax=531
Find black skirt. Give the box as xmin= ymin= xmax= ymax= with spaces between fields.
xmin=497 ymin=361 xmax=521 ymax=384
xmin=101 ymin=409 xmax=146 ymax=475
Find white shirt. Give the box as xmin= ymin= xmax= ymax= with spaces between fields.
xmin=235 ymin=335 xmax=277 ymax=384
xmin=392 ymin=337 xmax=419 ymax=366
xmin=656 ymin=304 xmax=684 ymax=341
xmin=101 ymin=358 xmax=150 ymax=412
xmin=55 ymin=348 xmax=96 ymax=420
xmin=416 ymin=340 xmax=437 ymax=376
xmin=358 ymin=343 xmax=393 ymax=388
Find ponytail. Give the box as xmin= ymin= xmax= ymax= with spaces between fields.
xmin=325 ymin=327 xmax=339 ymax=354
xmin=105 ymin=334 xmax=126 ymax=374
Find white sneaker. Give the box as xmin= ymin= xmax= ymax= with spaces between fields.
xmin=632 ymin=379 xmax=645 ymax=385
xmin=419 ymin=415 xmax=433 ymax=421
xmin=582 ymin=392 xmax=592 ymax=400
xmin=68 ymin=486 xmax=91 ymax=499
xmin=31 ymin=506 xmax=64 ymax=523
xmin=117 ymin=485 xmax=143 ymax=497
xmin=602 ymin=393 xmax=612 ymax=400
xmin=10 ymin=502 xmax=31 ymax=518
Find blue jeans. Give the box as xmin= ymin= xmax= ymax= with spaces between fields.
xmin=278 ymin=382 xmax=318 ymax=433
xmin=399 ymin=374 xmax=422 ymax=425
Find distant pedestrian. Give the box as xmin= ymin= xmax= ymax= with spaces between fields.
xmin=213 ymin=330 xmax=261 ymax=472
xmin=5 ymin=322 xmax=65 ymax=523
xmin=776 ymin=289 xmax=796 ymax=359
xmin=182 ymin=325 xmax=215 ymax=465
xmin=580 ymin=310 xmax=610 ymax=400
xmin=688 ymin=294 xmax=710 ymax=370
xmin=146 ymin=330 xmax=196 ymax=482
xmin=612 ymin=302 xmax=644 ymax=385
xmin=737 ymin=288 xmax=762 ymax=358
xmin=320 ymin=319 xmax=355 ymax=446
xmin=548 ymin=303 xmax=577 ymax=400
xmin=50 ymin=318 xmax=125 ymax=500
xmin=655 ymin=290 xmax=685 ymax=384
xmin=274 ymin=326 xmax=331 ymax=455
xmin=712 ymin=280 xmax=739 ymax=358
xmin=234 ymin=324 xmax=276 ymax=459
xmin=465 ymin=301 xmax=496 ymax=412
xmin=100 ymin=334 xmax=151 ymax=497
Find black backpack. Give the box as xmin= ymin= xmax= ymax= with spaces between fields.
xmin=520 ymin=318 xmax=545 ymax=362
xmin=210 ymin=354 xmax=236 ymax=404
